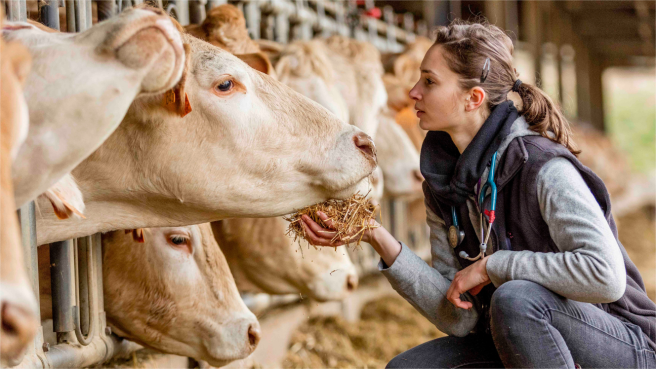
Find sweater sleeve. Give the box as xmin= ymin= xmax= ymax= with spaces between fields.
xmin=486 ymin=157 xmax=626 ymax=303
xmin=378 ymin=199 xmax=480 ymax=336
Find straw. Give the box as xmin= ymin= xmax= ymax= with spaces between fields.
xmin=284 ymin=192 xmax=380 ymax=248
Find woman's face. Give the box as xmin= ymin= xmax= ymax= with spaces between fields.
xmin=409 ymin=45 xmax=469 ymax=131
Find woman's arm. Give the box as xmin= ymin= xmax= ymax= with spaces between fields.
xmin=485 ymin=157 xmax=627 ymax=303
xmin=301 ymin=205 xmax=481 ymax=336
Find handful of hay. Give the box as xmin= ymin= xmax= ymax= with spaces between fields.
xmin=284 ymin=192 xmax=380 ymax=248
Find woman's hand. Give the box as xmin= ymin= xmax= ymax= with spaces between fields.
xmin=300 ymin=211 xmax=379 ymax=246
xmin=446 ymin=256 xmax=492 ymax=309
xmin=301 ymin=211 xmax=402 ymax=267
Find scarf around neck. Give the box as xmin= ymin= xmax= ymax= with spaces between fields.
xmin=420 ymin=101 xmax=519 ymax=207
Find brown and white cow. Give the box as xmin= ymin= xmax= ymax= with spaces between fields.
xmin=34 ymin=33 xmax=376 ymax=245
xmin=212 ymin=218 xmax=358 ymax=301
xmin=4 ymin=7 xmax=186 ymax=208
xmin=38 ymin=223 xmax=258 ymax=366
xmin=0 ymin=25 xmax=38 ymax=366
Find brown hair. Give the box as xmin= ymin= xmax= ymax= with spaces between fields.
xmin=433 ymin=20 xmax=579 ymax=154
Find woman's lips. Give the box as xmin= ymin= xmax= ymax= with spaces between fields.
xmin=416 ymin=110 xmax=424 ymax=118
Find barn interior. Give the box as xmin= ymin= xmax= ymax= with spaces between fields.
xmin=4 ymin=0 xmax=655 ymax=368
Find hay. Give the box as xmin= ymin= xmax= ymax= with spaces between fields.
xmin=284 ymin=192 xmax=380 ymax=247
xmin=283 ymin=294 xmax=446 ymax=368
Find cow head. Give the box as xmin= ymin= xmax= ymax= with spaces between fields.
xmin=0 ymin=30 xmax=38 ymax=366
xmin=212 ymin=218 xmax=358 ymax=302
xmin=102 ymin=223 xmax=259 ymax=366
xmin=34 ymin=34 xmax=376 ymax=245
xmin=5 ymin=7 xmax=186 ymax=208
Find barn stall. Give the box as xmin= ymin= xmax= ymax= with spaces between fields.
xmin=6 ymin=0 xmax=430 ymax=367
xmin=4 ymin=0 xmax=655 ymax=368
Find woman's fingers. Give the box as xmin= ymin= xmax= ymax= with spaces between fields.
xmin=302 ymin=214 xmax=338 ymax=238
xmin=446 ymin=277 xmax=473 ymax=310
xmin=301 ymin=219 xmax=344 ymax=247
xmin=317 ymin=211 xmax=337 ymax=229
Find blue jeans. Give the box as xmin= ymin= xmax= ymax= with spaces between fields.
xmin=387 ymin=281 xmax=656 ymax=368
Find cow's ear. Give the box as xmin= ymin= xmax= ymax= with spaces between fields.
xmin=236 ymin=52 xmax=274 ymax=76
xmin=162 ymin=43 xmax=192 ymax=117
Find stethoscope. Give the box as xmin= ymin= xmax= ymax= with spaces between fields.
xmin=448 ymin=152 xmax=498 ymax=261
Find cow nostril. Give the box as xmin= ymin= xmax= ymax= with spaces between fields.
xmin=346 ymin=274 xmax=359 ymax=292
xmin=247 ymin=324 xmax=261 ymax=348
xmin=1 ymin=302 xmax=37 ymax=350
xmin=353 ymin=133 xmax=376 ymax=162
xmin=413 ymin=169 xmax=424 ymax=182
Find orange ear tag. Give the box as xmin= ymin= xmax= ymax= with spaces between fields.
xmin=182 ymin=93 xmax=192 ymax=117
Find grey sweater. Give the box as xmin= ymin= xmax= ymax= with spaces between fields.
xmin=379 ymin=119 xmax=626 ymax=337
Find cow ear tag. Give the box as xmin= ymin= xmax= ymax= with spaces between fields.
xmin=162 ymin=43 xmax=192 ymax=118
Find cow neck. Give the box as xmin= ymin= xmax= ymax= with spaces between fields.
xmin=420 ymin=101 xmax=518 ymax=207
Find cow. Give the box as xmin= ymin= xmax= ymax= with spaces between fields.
xmin=38 ymin=223 xmax=259 ymax=367
xmin=0 ymin=22 xmax=38 ymax=365
xmin=212 ymin=218 xmax=358 ymax=301
xmin=4 ymin=7 xmax=186 ymax=209
xmin=185 ymin=4 xmax=260 ymax=55
xmin=33 ymin=33 xmax=376 ymax=245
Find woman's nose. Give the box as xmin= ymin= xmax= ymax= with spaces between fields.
xmin=408 ymin=83 xmax=421 ymax=101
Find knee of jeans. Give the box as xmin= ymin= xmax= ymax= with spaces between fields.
xmin=490 ymin=280 xmax=546 ymax=322
xmin=386 ymin=354 xmax=407 ymax=369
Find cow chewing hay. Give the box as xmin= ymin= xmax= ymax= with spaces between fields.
xmin=284 ymin=192 xmax=380 ymax=248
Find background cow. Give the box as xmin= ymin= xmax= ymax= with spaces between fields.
xmin=38 ymin=224 xmax=259 ymax=367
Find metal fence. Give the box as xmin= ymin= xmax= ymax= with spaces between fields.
xmin=7 ymin=0 xmax=428 ymax=366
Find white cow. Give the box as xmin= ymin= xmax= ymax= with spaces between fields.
xmin=39 ymin=223 xmax=258 ymax=366
xmin=34 ymin=34 xmax=376 ymax=245
xmin=5 ymin=7 xmax=186 ymax=208
xmin=0 ymin=27 xmax=38 ymax=366
xmin=212 ymin=218 xmax=358 ymax=301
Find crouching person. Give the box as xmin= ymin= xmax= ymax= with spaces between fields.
xmin=300 ymin=20 xmax=656 ymax=369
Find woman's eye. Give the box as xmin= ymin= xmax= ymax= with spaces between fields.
xmin=170 ymin=236 xmax=189 ymax=245
xmin=216 ymin=80 xmax=233 ymax=92
xmin=425 ymin=78 xmax=434 ymax=85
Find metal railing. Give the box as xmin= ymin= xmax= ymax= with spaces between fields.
xmin=6 ymin=0 xmax=424 ymax=366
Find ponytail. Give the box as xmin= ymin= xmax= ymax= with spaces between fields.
xmin=516 ymin=83 xmax=580 ymax=155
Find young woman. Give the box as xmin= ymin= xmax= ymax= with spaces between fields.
xmin=301 ymin=21 xmax=656 ymax=368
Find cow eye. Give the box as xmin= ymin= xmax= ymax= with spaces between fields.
xmin=169 ymin=235 xmax=189 ymax=245
xmin=216 ymin=80 xmax=233 ymax=92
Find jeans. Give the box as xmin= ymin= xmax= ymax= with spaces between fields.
xmin=387 ymin=281 xmax=656 ymax=368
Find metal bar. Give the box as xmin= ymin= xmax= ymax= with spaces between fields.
xmin=74 ymin=0 xmax=86 ymax=31
xmin=188 ymin=0 xmax=205 ymax=24
xmin=65 ymin=0 xmax=76 ymax=33
xmin=245 ymin=0 xmax=260 ymax=39
xmin=85 ymin=0 xmax=91 ymax=28
xmin=173 ymin=0 xmax=189 ymax=26
xmin=6 ymin=0 xmax=27 ymax=21
xmin=96 ymin=0 xmax=115 ymax=21
xmin=18 ymin=202 xmax=40 ymax=317
xmin=39 ymin=0 xmax=60 ymax=30
xmin=50 ymin=240 xmax=75 ymax=337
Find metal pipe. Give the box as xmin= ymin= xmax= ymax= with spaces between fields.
xmin=74 ymin=0 xmax=86 ymax=32
xmin=65 ymin=0 xmax=76 ymax=33
xmin=188 ymin=0 xmax=205 ymax=24
xmin=96 ymin=0 xmax=115 ymax=21
xmin=44 ymin=334 xmax=141 ymax=368
xmin=18 ymin=202 xmax=40 ymax=317
xmin=39 ymin=0 xmax=60 ymax=30
xmin=6 ymin=0 xmax=27 ymax=21
xmin=50 ymin=240 xmax=75 ymax=337
xmin=73 ymin=236 xmax=95 ymax=345
xmin=85 ymin=0 xmax=91 ymax=28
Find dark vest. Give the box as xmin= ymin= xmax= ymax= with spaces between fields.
xmin=423 ymin=135 xmax=656 ymax=350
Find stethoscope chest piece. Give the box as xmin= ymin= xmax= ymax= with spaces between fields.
xmin=448 ymin=225 xmax=465 ymax=249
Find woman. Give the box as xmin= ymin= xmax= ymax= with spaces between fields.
xmin=301 ymin=21 xmax=656 ymax=368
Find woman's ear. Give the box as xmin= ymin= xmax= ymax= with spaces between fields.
xmin=465 ymin=86 xmax=486 ymax=111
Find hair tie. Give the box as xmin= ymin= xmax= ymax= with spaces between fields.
xmin=480 ymin=58 xmax=490 ymax=83
xmin=512 ymin=79 xmax=523 ymax=92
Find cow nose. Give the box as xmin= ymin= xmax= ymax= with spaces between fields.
xmin=1 ymin=302 xmax=38 ymax=360
xmin=353 ymin=132 xmax=377 ymax=163
xmin=247 ymin=322 xmax=261 ymax=349
xmin=346 ymin=273 xmax=359 ymax=292
xmin=413 ymin=169 xmax=424 ymax=182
